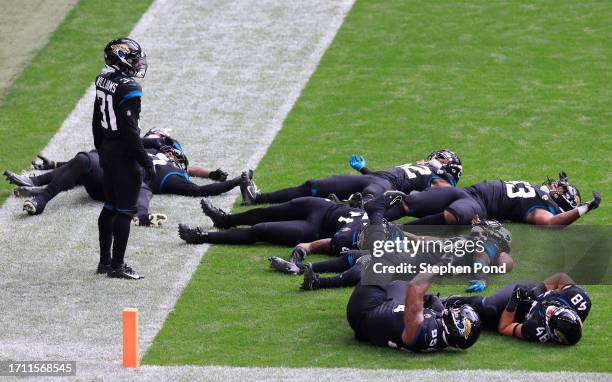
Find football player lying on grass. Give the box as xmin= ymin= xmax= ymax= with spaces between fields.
xmin=347 ymin=270 xmax=482 ymax=352
xmin=178 ymin=196 xmax=367 ymax=246
xmin=444 ymin=272 xmax=590 ymax=345
xmin=369 ymin=172 xmax=601 ymax=226
xmin=239 ymin=149 xmax=461 ymax=207
xmin=4 ymin=129 xmax=247 ymax=222
xmin=269 ymin=217 xmax=513 ymax=292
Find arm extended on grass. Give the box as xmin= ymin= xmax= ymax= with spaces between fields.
xmin=187 ymin=166 xmax=210 ymax=178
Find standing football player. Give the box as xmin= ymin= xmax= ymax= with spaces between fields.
xmin=92 ymin=38 xmax=152 ymax=279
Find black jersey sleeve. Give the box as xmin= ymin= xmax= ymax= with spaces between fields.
xmin=116 ymin=96 xmax=151 ymax=169
xmin=92 ymin=95 xmax=103 ymax=150
xmin=557 ymin=285 xmax=592 ymax=321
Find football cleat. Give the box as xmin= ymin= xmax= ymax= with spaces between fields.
xmin=268 ymin=256 xmax=303 ymax=275
xmin=178 ymin=223 xmax=208 ymax=244
xmin=13 ymin=186 xmax=45 ymax=198
xmin=289 ymin=246 xmax=307 ymax=265
xmin=23 ymin=197 xmax=45 ymax=215
xmin=300 ymin=265 xmax=320 ymax=291
xmin=107 ymin=263 xmax=144 ymax=280
xmin=348 ymin=192 xmax=364 ymax=209
xmin=240 ymin=173 xmax=260 ymax=205
xmin=4 ymin=170 xmax=34 ymax=187
xmin=200 ymin=198 xmax=230 ymax=228
xmin=96 ymin=262 xmax=112 ymax=274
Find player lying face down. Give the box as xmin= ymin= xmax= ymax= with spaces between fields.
xmin=444 ymin=273 xmax=590 ymax=345
xmin=269 ymin=217 xmax=513 ymax=292
xmin=178 ymin=196 xmax=368 ymax=247
xmin=366 ymin=172 xmax=601 ymax=226
xmin=238 ymin=150 xmax=461 ymax=206
xmin=347 ymin=274 xmax=482 ymax=352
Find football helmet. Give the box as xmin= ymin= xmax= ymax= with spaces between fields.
xmin=440 ymin=304 xmax=482 ymax=349
xmin=160 ymin=145 xmax=189 ymax=170
xmin=547 ymin=304 xmax=583 ymax=345
xmin=470 ymin=218 xmax=512 ymax=254
xmin=104 ymin=38 xmax=147 ymax=78
xmin=427 ymin=150 xmax=463 ymax=183
xmin=543 ymin=171 xmax=581 ymax=212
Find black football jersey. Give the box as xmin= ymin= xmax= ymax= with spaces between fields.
xmin=464 ymin=180 xmax=562 ymax=222
xmin=374 ymin=163 xmax=457 ymax=193
xmin=92 ymin=71 xmax=151 ymax=169
xmin=363 ymin=301 xmax=447 ymax=353
xmin=145 ymin=150 xmax=189 ymax=194
xmin=520 ymin=285 xmax=591 ymax=343
xmin=329 ymin=218 xmax=369 ymax=256
xmin=322 ymin=205 xmax=368 ymax=238
xmin=93 ymin=72 xmax=142 ymax=141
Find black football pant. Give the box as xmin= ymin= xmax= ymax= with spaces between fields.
xmin=310 ymin=250 xmax=366 ymax=289
xmin=30 ymin=151 xmax=104 ymax=208
xmin=98 ymin=156 xmax=141 ymax=269
xmin=199 ymin=197 xmax=335 ymax=246
xmin=397 ymin=187 xmax=486 ymax=225
xmin=255 ymin=174 xmax=393 ymax=204
xmin=447 ymin=281 xmax=540 ymax=331
xmin=161 ymin=173 xmax=242 ymax=197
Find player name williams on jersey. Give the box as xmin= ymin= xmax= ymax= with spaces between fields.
xmin=92 ymin=71 xmax=149 ymax=169
xmin=374 ymin=163 xmax=456 ymax=193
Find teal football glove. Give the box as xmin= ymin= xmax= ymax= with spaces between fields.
xmin=466 ymin=279 xmax=487 ymax=293
xmin=349 ymin=154 xmax=366 ymax=171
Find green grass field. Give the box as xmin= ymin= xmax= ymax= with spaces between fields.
xmin=0 ymin=0 xmax=610 ymax=374
xmin=0 ymin=0 xmax=153 ymax=201
xmin=143 ymin=0 xmax=611 ymax=371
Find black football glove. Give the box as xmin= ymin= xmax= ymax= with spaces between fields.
xmin=587 ymin=191 xmax=601 ymax=211
xmin=209 ymin=168 xmax=228 ymax=182
xmin=144 ymin=165 xmax=156 ymax=182
xmin=511 ymin=285 xmax=527 ymax=304
xmin=31 ymin=155 xmax=55 ymax=170
xmin=505 ymin=285 xmax=527 ymax=312
xmin=525 ymin=283 xmax=547 ymax=300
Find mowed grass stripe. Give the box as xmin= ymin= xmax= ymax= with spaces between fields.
xmin=0 ymin=0 xmax=154 ymax=202
xmin=149 ymin=0 xmax=611 ymax=371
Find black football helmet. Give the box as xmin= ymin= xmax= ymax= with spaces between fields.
xmin=470 ymin=218 xmax=512 ymax=254
xmin=543 ymin=171 xmax=581 ymax=212
xmin=440 ymin=304 xmax=482 ymax=349
xmin=547 ymin=305 xmax=583 ymax=345
xmin=104 ymin=38 xmax=147 ymax=78
xmin=428 ymin=150 xmax=463 ymax=183
xmin=160 ymin=145 xmax=189 ymax=171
